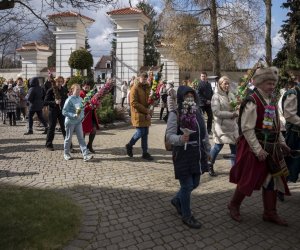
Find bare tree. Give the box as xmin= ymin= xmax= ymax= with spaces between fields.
xmin=0 ymin=0 xmax=119 ymax=68
xmin=264 ymin=0 xmax=272 ymax=66
xmin=161 ymin=0 xmax=264 ymax=74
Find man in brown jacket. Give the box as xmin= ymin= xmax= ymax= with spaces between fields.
xmin=126 ymin=72 xmax=153 ymax=161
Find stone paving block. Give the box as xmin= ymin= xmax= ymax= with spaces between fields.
xmin=64 ymin=245 xmax=82 ymax=250
xmin=153 ymin=246 xmax=166 ymax=250
xmin=1 ymin=120 xmax=299 ymax=250
xmin=137 ymin=240 xmax=156 ymax=249
xmin=67 ymin=239 xmax=89 ymax=248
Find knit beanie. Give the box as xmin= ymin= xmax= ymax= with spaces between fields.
xmin=252 ymin=66 xmax=279 ymax=87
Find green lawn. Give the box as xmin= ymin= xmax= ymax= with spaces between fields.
xmin=0 ymin=185 xmax=82 ymax=250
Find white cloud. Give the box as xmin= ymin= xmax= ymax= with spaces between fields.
xmin=83 ymin=0 xmax=162 ymax=66
xmin=272 ymin=32 xmax=284 ymax=50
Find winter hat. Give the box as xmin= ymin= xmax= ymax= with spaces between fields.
xmin=252 ymin=66 xmax=279 ymax=87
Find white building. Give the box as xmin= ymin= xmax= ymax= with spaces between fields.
xmin=94 ymin=55 xmax=113 ymax=83
xmin=107 ymin=7 xmax=150 ymax=103
xmin=16 ymin=41 xmax=52 ymax=80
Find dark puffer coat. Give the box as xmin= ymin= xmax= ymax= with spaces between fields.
xmin=166 ymin=86 xmax=211 ymax=179
xmin=27 ymin=77 xmax=44 ymax=111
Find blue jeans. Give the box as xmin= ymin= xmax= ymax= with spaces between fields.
xmin=64 ymin=122 xmax=88 ymax=156
xmin=128 ymin=127 xmax=149 ymax=154
xmin=287 ymin=139 xmax=300 ymax=183
xmin=210 ymin=143 xmax=236 ymax=166
xmin=174 ymin=174 xmax=200 ymax=218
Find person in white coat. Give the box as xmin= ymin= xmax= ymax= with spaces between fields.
xmin=121 ymin=81 xmax=128 ymax=107
xmin=209 ymin=76 xmax=239 ymax=176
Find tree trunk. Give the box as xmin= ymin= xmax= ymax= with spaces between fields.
xmin=210 ymin=0 xmax=221 ymax=77
xmin=265 ymin=0 xmax=272 ymax=66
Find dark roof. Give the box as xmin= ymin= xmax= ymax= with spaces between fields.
xmin=94 ymin=56 xmax=112 ymax=70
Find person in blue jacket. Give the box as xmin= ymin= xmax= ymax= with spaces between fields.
xmin=62 ymin=84 xmax=93 ymax=162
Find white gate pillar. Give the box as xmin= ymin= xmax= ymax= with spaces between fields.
xmin=48 ymin=11 xmax=94 ymax=78
xmin=107 ymin=7 xmax=150 ymax=103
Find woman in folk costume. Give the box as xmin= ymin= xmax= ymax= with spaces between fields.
xmin=80 ymin=81 xmax=100 ymax=153
xmin=228 ymin=67 xmax=291 ymax=226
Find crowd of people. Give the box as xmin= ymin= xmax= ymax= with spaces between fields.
xmin=0 ymin=74 xmax=93 ymax=162
xmin=0 ymin=67 xmax=299 ymax=230
xmin=165 ymin=68 xmax=300 ymax=229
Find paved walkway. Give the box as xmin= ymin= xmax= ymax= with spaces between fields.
xmin=0 ymin=115 xmax=299 ymax=250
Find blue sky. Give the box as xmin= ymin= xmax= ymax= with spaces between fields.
xmin=85 ymin=0 xmax=290 ymax=67
xmin=272 ymin=0 xmax=288 ymax=54
xmin=26 ymin=0 xmax=290 ymax=67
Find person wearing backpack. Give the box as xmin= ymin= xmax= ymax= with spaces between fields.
xmin=166 ymin=85 xmax=210 ymax=229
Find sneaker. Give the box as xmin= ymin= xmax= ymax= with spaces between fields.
xmin=83 ymin=155 xmax=93 ymax=162
xmin=64 ymin=154 xmax=72 ymax=160
xmin=24 ymin=130 xmax=33 ymax=135
xmin=182 ymin=215 xmax=202 ymax=229
xmin=126 ymin=144 xmax=133 ymax=157
xmin=171 ymin=198 xmax=182 ymax=215
xmin=142 ymin=152 xmax=154 ymax=161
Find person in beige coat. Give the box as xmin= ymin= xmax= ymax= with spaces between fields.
xmin=125 ymin=72 xmax=153 ymax=161
xmin=209 ymin=76 xmax=239 ymax=176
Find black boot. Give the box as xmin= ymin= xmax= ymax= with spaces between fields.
xmin=126 ymin=144 xmax=133 ymax=157
xmin=277 ymin=191 xmax=284 ymax=202
xmin=208 ymin=163 xmax=217 ymax=177
xmin=87 ymin=133 xmax=96 ymax=153
xmin=159 ymin=108 xmax=164 ymax=120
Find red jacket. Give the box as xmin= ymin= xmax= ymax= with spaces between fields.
xmin=80 ymin=90 xmax=100 ymax=134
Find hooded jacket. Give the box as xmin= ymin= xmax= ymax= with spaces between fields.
xmin=130 ymin=80 xmax=151 ymax=127
xmin=211 ymin=83 xmax=238 ymax=144
xmin=166 ymin=86 xmax=211 ymax=179
xmin=26 ymin=77 xmax=45 ymax=111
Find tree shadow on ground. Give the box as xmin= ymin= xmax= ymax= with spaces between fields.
xmin=0 ymin=170 xmax=39 ymax=178
xmin=0 ymin=144 xmax=46 ymax=153
xmin=0 ymin=155 xmax=21 ymax=160
xmin=47 ymin=184 xmax=300 ymax=249
xmin=0 ymin=137 xmax=45 ymax=144
xmin=98 ymin=147 xmax=171 ymax=157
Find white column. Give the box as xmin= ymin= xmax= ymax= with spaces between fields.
xmin=157 ymin=47 xmax=180 ymax=90
xmin=49 ymin=13 xmax=94 ymax=78
xmin=108 ymin=10 xmax=150 ymax=103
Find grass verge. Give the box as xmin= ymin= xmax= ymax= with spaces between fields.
xmin=0 ymin=185 xmax=82 ymax=249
